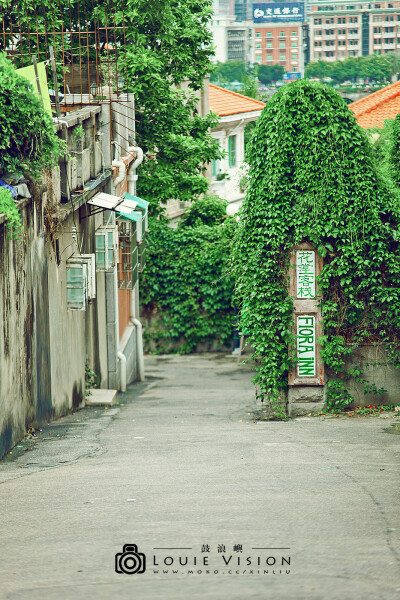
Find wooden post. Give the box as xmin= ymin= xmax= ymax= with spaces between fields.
xmin=288 ymin=242 xmax=324 ymax=386
xmin=49 ymin=46 xmax=61 ymax=118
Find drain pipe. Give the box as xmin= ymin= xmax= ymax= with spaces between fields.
xmin=126 ymin=145 xmax=145 ymax=382
xmin=111 ymin=141 xmax=126 ymax=193
xmin=126 ymin=146 xmax=144 ymax=196
xmin=117 ymin=351 xmax=127 ymax=392
xmin=130 ymin=283 xmax=145 ymax=382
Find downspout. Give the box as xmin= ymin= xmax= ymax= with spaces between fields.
xmin=130 ymin=284 xmax=145 ymax=382
xmin=117 ymin=351 xmax=127 ymax=392
xmin=127 ymin=145 xmax=145 ymax=382
xmin=126 ymin=145 xmax=144 ymax=196
xmin=111 ymin=140 xmax=126 ymax=192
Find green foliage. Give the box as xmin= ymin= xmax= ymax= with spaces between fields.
xmin=0 ymin=187 xmax=22 ymax=239
xmin=257 ymin=64 xmax=284 ymax=85
xmin=123 ymin=0 xmax=222 ymax=215
xmin=241 ymin=74 xmax=259 ymax=99
xmin=140 ymin=216 xmax=236 ymax=353
xmin=0 ymin=53 xmax=63 ymax=177
xmin=210 ymin=60 xmax=247 ymax=85
xmin=305 ymin=54 xmax=392 ymax=84
xmin=232 ymin=80 xmax=400 ymax=415
xmin=179 ymin=196 xmax=228 ymax=228
xmin=389 ymin=113 xmax=400 ymax=187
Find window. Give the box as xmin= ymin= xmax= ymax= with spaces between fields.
xmin=267 ymin=41 xmax=272 ymax=48
xmin=292 ymin=41 xmax=297 ymax=47
xmin=66 ymin=254 xmax=96 ymax=310
xmin=280 ymin=53 xmax=286 ymax=60
xmin=267 ymin=54 xmax=272 ymax=61
xmin=255 ymin=55 xmax=262 ymax=63
xmin=280 ymin=41 xmax=285 ymax=48
xmin=256 ymin=42 xmax=261 ymax=48
xmin=267 ymin=31 xmax=272 ymax=37
xmin=256 ymin=32 xmax=261 ymax=37
xmin=95 ymin=226 xmax=118 ymax=271
xmin=212 ymin=140 xmax=221 ymax=177
xmin=117 ymin=219 xmax=140 ymax=288
xmin=292 ymin=54 xmax=298 ymax=60
xmin=375 ymin=37 xmax=382 ymax=43
xmin=292 ymin=31 xmax=297 ymax=36
xmin=314 ymin=18 xmax=322 ymax=24
xmin=280 ymin=31 xmax=285 ymax=36
xmin=228 ymin=136 xmax=237 ymax=168
xmin=385 ymin=15 xmax=394 ymax=21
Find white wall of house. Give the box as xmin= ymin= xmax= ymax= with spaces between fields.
xmin=209 ymin=109 xmax=262 ymax=205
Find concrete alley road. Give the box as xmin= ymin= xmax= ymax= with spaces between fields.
xmin=0 ymin=354 xmax=400 ymax=600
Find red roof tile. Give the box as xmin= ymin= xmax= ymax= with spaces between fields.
xmin=350 ymin=81 xmax=400 ymax=128
xmin=209 ymin=83 xmax=265 ymax=117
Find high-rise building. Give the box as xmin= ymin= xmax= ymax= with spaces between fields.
xmin=309 ymin=0 xmax=400 ymax=62
xmin=210 ymin=0 xmax=253 ymax=63
xmin=252 ymin=3 xmax=306 ymax=73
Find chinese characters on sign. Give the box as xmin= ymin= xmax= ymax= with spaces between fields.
xmin=289 ymin=243 xmax=323 ymax=385
xmin=253 ymin=2 xmax=304 ymax=22
xmin=297 ymin=316 xmax=316 ymax=377
xmin=296 ymin=250 xmax=315 ymax=299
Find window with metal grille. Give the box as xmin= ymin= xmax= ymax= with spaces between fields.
xmin=117 ymin=220 xmax=139 ymax=290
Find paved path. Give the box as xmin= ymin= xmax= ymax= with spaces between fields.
xmin=1 ymin=354 xmax=399 ymax=600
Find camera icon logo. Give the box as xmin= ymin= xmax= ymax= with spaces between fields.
xmin=115 ymin=544 xmax=146 ymax=575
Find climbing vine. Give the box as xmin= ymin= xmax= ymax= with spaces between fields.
xmin=140 ymin=207 xmax=235 ymax=353
xmin=232 ymin=80 xmax=400 ymax=414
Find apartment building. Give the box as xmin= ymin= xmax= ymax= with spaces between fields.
xmin=254 ymin=23 xmax=305 ymax=72
xmin=252 ymin=3 xmax=305 ymax=73
xmin=310 ymin=0 xmax=400 ymax=62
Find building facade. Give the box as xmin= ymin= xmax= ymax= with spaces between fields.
xmin=309 ymin=0 xmax=400 ymax=62
xmin=208 ymin=84 xmax=265 ymax=208
xmin=254 ymin=22 xmax=305 ymax=73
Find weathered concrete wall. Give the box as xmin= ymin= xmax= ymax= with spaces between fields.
xmin=342 ymin=345 xmax=400 ymax=407
xmin=288 ymin=345 xmax=400 ymax=416
xmin=0 ymin=171 xmax=109 ymax=458
xmin=0 ymin=172 xmax=85 ymax=457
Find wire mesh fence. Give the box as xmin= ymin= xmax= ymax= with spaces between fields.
xmin=0 ymin=0 xmax=128 ymax=106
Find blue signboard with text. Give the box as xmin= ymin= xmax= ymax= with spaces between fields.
xmin=253 ymin=2 xmax=304 ymax=22
xmin=283 ymin=72 xmax=302 ymax=80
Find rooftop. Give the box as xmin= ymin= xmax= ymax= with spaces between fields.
xmin=350 ymin=80 xmax=400 ymax=129
xmin=209 ymin=84 xmax=265 ymax=117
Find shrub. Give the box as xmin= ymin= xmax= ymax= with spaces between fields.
xmin=0 ymin=52 xmax=63 ymax=177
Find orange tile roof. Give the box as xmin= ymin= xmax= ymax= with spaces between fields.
xmin=209 ymin=83 xmax=265 ymax=117
xmin=350 ymin=80 xmax=400 ymax=129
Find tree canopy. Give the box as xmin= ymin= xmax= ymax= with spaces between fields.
xmin=305 ymin=54 xmax=393 ymax=83
xmin=1 ymin=0 xmax=221 ymax=214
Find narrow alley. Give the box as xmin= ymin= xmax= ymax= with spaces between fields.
xmin=1 ymin=354 xmax=399 ymax=600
